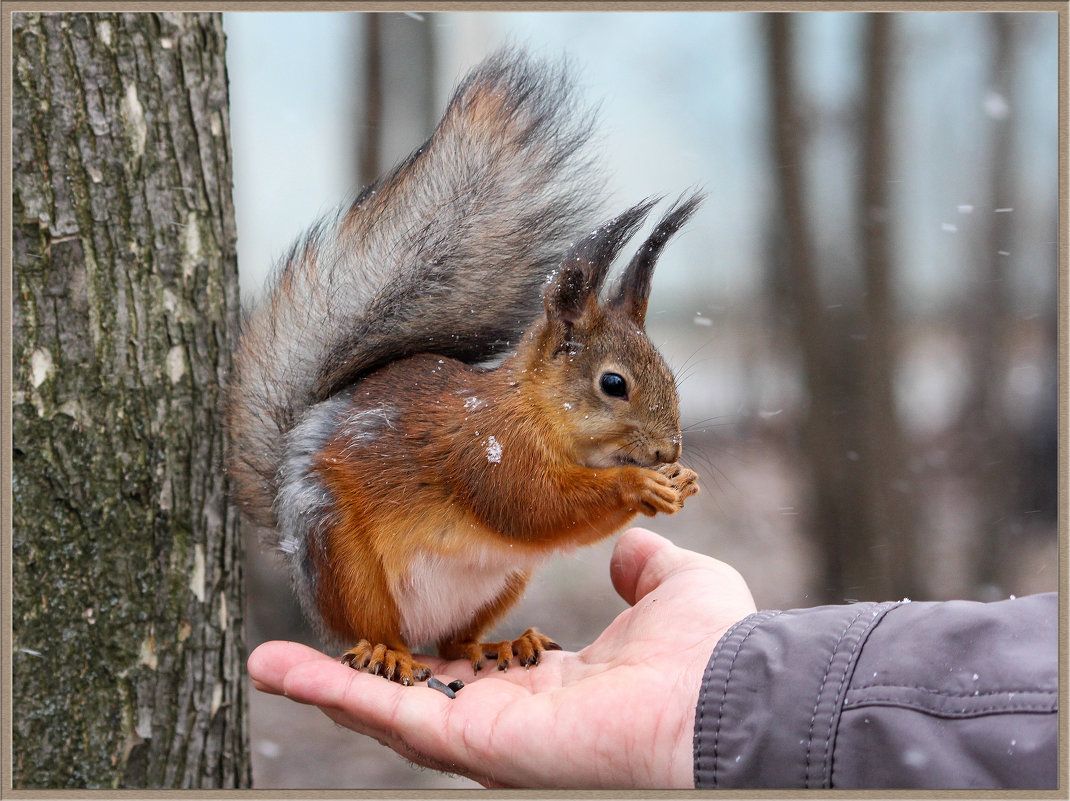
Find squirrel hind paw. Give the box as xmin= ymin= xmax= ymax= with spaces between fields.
xmin=340 ymin=640 xmax=432 ymax=685
xmin=443 ymin=627 xmax=561 ymax=673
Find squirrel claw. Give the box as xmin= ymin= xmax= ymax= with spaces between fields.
xmin=627 ymin=463 xmax=699 ymax=516
xmin=492 ymin=640 xmax=513 ymax=671
xmin=512 ymin=627 xmax=559 ymax=668
xmin=340 ymin=639 xmax=372 ymax=670
xmin=441 ymin=627 xmax=559 ymax=674
xmin=341 ymin=640 xmax=431 ymax=685
xmin=661 ymin=463 xmax=700 ymax=504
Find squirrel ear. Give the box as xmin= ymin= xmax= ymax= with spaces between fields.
xmin=609 ymin=193 xmax=704 ymax=325
xmin=545 ymin=199 xmax=657 ymax=325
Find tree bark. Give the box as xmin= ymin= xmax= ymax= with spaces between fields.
xmin=11 ymin=11 xmax=249 ymax=788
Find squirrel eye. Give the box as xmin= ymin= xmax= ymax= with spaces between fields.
xmin=600 ymin=372 xmax=628 ymax=399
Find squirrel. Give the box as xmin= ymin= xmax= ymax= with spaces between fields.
xmin=225 ymin=49 xmax=702 ymax=686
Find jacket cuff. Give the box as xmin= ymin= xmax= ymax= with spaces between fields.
xmin=692 ymin=601 xmax=899 ymax=788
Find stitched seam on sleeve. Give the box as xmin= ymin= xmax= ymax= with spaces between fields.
xmin=709 ymin=610 xmax=782 ymax=788
xmin=825 ymin=601 xmax=900 ymax=788
xmin=694 ymin=616 xmax=751 ymax=787
xmin=821 ymin=604 xmax=892 ymax=787
xmin=693 ymin=617 xmax=748 ymax=787
xmin=804 ymin=605 xmax=871 ymax=789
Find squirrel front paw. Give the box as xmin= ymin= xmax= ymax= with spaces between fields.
xmin=341 ymin=640 xmax=432 ymax=685
xmin=624 ymin=463 xmax=699 ymax=516
xmin=659 ymin=462 xmax=699 ymax=506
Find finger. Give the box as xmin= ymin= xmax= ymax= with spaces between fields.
xmin=613 ymin=525 xmax=738 ymax=605
xmin=281 ymin=657 xmax=532 ymax=777
xmin=247 ymin=640 xmax=334 ymax=695
xmin=281 ymin=657 xmax=455 ymax=737
xmin=316 ymin=703 xmax=511 ymax=788
xmin=310 ymin=689 xmax=487 ymax=783
xmin=249 ymin=639 xmax=464 ymax=687
xmin=609 ymin=527 xmax=681 ymax=605
xmin=611 ymin=528 xmax=756 ymax=617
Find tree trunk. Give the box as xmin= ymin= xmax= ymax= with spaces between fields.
xmin=358 ymin=10 xmax=438 ymax=186
xmin=963 ymin=14 xmax=1022 ymax=597
xmin=358 ymin=13 xmax=383 ymax=187
xmin=856 ymin=15 xmax=918 ymax=600
xmin=766 ymin=14 xmax=852 ymax=602
xmin=11 ymin=11 xmax=250 ymax=788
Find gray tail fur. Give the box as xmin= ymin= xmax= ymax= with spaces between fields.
xmin=225 ymin=49 xmax=605 ymax=530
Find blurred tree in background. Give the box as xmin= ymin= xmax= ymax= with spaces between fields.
xmin=765 ymin=14 xmax=918 ymax=603
xmin=358 ymin=12 xmax=437 ymax=188
xmin=956 ymin=15 xmax=1057 ymax=598
xmin=758 ymin=12 xmax=1057 ymax=603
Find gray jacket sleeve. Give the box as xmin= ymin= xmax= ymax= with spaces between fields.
xmin=693 ymin=593 xmax=1057 ymax=789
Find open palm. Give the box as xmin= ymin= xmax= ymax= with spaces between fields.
xmin=247 ymin=527 xmax=757 ymax=789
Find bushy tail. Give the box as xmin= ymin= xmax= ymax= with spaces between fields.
xmin=225 ymin=49 xmax=605 ymax=529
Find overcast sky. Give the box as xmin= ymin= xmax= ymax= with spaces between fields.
xmin=223 ymin=11 xmax=1058 ymax=319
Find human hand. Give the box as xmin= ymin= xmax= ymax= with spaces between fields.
xmin=247 ymin=527 xmax=757 ymax=789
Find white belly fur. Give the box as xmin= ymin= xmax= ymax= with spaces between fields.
xmin=395 ymin=540 xmax=542 ymax=649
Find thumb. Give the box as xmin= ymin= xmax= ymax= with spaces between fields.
xmin=610 ymin=527 xmax=692 ymax=606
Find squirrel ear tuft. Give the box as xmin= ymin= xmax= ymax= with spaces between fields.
xmin=610 ymin=192 xmax=704 ymax=325
xmin=545 ymin=199 xmax=657 ymax=324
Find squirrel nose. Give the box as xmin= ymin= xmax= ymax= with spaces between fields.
xmin=656 ymin=441 xmax=681 ymax=465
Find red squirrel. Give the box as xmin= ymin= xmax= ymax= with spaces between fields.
xmin=226 ymin=50 xmax=701 ymax=685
